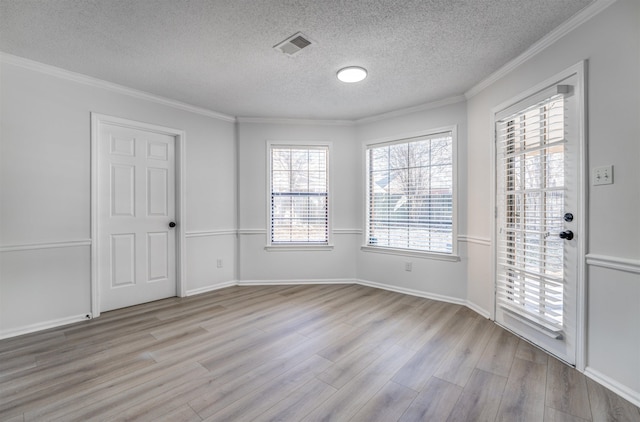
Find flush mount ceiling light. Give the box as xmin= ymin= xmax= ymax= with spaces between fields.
xmin=337 ymin=66 xmax=367 ymax=83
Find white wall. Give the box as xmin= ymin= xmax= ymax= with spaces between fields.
xmin=1 ymin=0 xmax=638 ymax=405
xmin=466 ymin=0 xmax=640 ymax=403
xmin=0 ymin=58 xmax=237 ymax=336
xmin=355 ymin=101 xmax=470 ymax=304
xmin=237 ymin=121 xmax=359 ymax=282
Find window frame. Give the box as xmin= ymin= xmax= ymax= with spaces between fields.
xmin=266 ymin=140 xmax=333 ymax=251
xmin=362 ymin=126 xmax=458 ymax=261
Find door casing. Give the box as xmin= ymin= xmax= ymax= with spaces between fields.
xmin=490 ymin=61 xmax=587 ymax=370
xmin=90 ymin=113 xmax=186 ymax=318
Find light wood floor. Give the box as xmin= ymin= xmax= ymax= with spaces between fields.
xmin=1 ymin=284 xmax=639 ymax=422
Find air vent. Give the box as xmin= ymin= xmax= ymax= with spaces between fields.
xmin=274 ymin=32 xmax=313 ymax=56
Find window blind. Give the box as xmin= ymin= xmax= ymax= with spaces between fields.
xmin=366 ymin=132 xmax=453 ymax=253
xmin=270 ymin=146 xmax=328 ymax=244
xmin=496 ymin=91 xmax=566 ymax=331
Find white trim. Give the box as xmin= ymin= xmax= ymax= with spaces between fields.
xmin=584 ymin=367 xmax=640 ymax=409
xmin=238 ymin=229 xmax=267 ymax=235
xmin=1 ymin=53 xmax=235 ymax=122
xmin=90 ymin=113 xmax=187 ymax=317
xmin=238 ymin=279 xmax=355 ymax=286
xmin=466 ymin=300 xmax=491 ymax=319
xmin=238 ymin=228 xmax=360 ymax=236
xmin=0 ymin=239 xmax=92 ymax=252
xmin=586 ymin=254 xmax=640 ymax=274
xmin=185 ymin=230 xmax=237 ymax=238
xmin=266 ymin=141 xmax=333 ymax=248
xmin=185 ymin=280 xmax=238 ymax=296
xmin=264 ymin=245 xmax=334 ymax=252
xmin=363 ymin=125 xmax=459 ymax=257
xmin=356 ymin=95 xmax=466 ymax=124
xmin=237 ymin=117 xmax=353 ymax=126
xmin=334 ymin=229 xmax=363 ymax=235
xmin=356 ymin=279 xmax=466 ymax=307
xmin=465 ymin=0 xmax=616 ymax=99
xmin=0 ymin=314 xmax=91 ymax=340
xmin=457 ymin=235 xmax=491 ymax=247
xmin=360 ymin=246 xmax=461 ymax=262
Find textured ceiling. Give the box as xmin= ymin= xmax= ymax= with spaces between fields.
xmin=0 ymin=0 xmax=594 ymax=120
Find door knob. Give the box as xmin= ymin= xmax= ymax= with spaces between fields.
xmin=169 ymin=222 xmax=176 ymax=228
xmin=559 ymin=230 xmax=573 ymax=240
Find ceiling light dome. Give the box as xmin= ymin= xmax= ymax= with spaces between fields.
xmin=337 ymin=66 xmax=367 ymax=83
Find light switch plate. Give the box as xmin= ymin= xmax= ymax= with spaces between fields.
xmin=593 ymin=165 xmax=613 ymax=185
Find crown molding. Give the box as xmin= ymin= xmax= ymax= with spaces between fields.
xmin=236 ymin=116 xmax=354 ymax=126
xmin=0 ymin=52 xmax=236 ymax=122
xmin=355 ymin=95 xmax=467 ymax=124
xmin=465 ymin=0 xmax=618 ymax=99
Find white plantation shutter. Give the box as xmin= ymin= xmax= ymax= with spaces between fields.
xmin=366 ymin=132 xmax=454 ymax=253
xmin=270 ymin=145 xmax=329 ymax=244
xmin=496 ymin=88 xmax=566 ymax=333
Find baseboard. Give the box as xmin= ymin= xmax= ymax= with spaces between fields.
xmin=0 ymin=314 xmax=91 ymax=340
xmin=584 ymin=367 xmax=640 ymax=408
xmin=355 ymin=278 xmax=467 ymax=307
xmin=185 ymin=280 xmax=238 ymax=296
xmin=465 ymin=300 xmax=492 ymax=319
xmin=236 ymin=278 xmax=471 ymax=312
xmin=237 ymin=278 xmax=356 ymax=286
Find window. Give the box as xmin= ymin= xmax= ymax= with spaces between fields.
xmin=269 ymin=144 xmax=329 ymax=246
xmin=366 ymin=130 xmax=455 ymax=255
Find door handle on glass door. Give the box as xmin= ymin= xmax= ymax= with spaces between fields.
xmin=559 ymin=230 xmax=573 ymax=240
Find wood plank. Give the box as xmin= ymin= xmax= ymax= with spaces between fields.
xmin=515 ymin=339 xmax=549 ymax=365
xmin=187 ymin=329 xmax=345 ymax=419
xmin=446 ymin=369 xmax=507 ymax=422
xmin=153 ymin=404 xmax=202 ymax=422
xmin=22 ymin=361 xmax=198 ymax=421
xmin=585 ymin=377 xmax=640 ymax=422
xmin=200 ymin=355 xmax=332 ymax=421
xmin=0 ymin=285 xmax=636 ymax=422
xmin=252 ymin=378 xmax=337 ymax=422
xmin=476 ymin=324 xmax=519 ymax=377
xmin=495 ymin=357 xmax=547 ymax=422
xmin=395 ymin=300 xmax=459 ymax=351
xmin=301 ymin=344 xmax=415 ymax=421
xmin=544 ymin=407 xmax=591 ymax=422
xmin=50 ymin=363 xmax=208 ymax=422
xmin=399 ymin=377 xmax=462 ymax=422
xmin=349 ymin=380 xmax=418 ymax=422
xmin=433 ymin=317 xmax=496 ymax=387
xmin=545 ymin=357 xmax=592 ymax=421
xmin=317 ymin=342 xmax=386 ymax=389
xmin=391 ymin=312 xmax=474 ymax=391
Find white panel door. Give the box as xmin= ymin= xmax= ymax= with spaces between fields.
xmin=98 ymin=123 xmax=176 ymax=312
xmin=495 ymin=71 xmax=583 ymax=365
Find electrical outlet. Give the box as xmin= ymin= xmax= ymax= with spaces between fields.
xmin=216 ymin=259 xmax=223 ymax=268
xmin=593 ymin=165 xmax=613 ymax=186
xmin=404 ymin=262 xmax=413 ymax=272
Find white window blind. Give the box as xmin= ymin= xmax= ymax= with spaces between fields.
xmin=496 ymin=91 xmax=566 ymax=331
xmin=270 ymin=145 xmax=329 ymax=244
xmin=366 ymin=132 xmax=454 ymax=253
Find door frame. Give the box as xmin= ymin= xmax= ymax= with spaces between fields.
xmin=90 ymin=113 xmax=187 ymax=318
xmin=489 ymin=61 xmax=588 ymax=370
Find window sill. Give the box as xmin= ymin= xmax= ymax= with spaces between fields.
xmin=360 ymin=246 xmax=460 ymax=262
xmin=265 ymin=244 xmax=334 ymax=252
